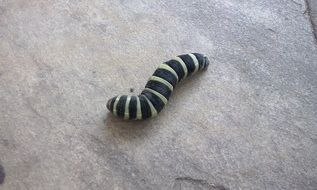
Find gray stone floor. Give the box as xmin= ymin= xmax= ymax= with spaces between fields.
xmin=1 ymin=0 xmax=317 ymax=189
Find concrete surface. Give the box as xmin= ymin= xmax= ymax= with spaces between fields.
xmin=0 ymin=0 xmax=317 ymax=189
xmin=307 ymin=0 xmax=317 ymax=43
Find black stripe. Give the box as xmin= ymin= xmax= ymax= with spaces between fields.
xmin=152 ymin=68 xmax=177 ymax=87
xmin=129 ymin=96 xmax=137 ymax=120
xmin=192 ymin=53 xmax=204 ymax=70
xmin=116 ymin=95 xmax=127 ymax=118
xmin=109 ymin=96 xmax=116 ymax=113
xmin=139 ymin=95 xmax=151 ymax=119
xmin=145 ymin=80 xmax=172 ymax=100
xmin=141 ymin=91 xmax=165 ymax=113
xmin=203 ymin=55 xmax=209 ymax=69
xmin=165 ymin=60 xmax=185 ymax=80
xmin=179 ymin=54 xmax=196 ymax=75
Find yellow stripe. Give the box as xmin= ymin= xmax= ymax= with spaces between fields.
xmin=144 ymin=88 xmax=168 ymax=105
xmin=124 ymin=96 xmax=131 ymax=120
xmin=136 ymin=96 xmax=142 ymax=120
xmin=113 ymin=95 xmax=121 ymax=116
xmin=149 ymin=76 xmax=173 ymax=91
xmin=158 ymin=64 xmax=179 ymax=82
xmin=189 ymin=53 xmax=199 ymax=73
xmin=142 ymin=95 xmax=158 ymax=117
xmin=173 ymin=57 xmax=188 ymax=79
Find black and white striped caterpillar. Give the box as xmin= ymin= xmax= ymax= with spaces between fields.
xmin=106 ymin=53 xmax=209 ymax=120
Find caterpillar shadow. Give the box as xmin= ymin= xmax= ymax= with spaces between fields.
xmin=103 ymin=112 xmax=159 ymax=141
xmin=169 ymin=69 xmax=209 ymax=104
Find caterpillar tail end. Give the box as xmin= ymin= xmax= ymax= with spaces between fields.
xmin=203 ymin=55 xmax=210 ymax=70
xmin=106 ymin=95 xmax=146 ymax=120
xmin=106 ymin=98 xmax=112 ymax=111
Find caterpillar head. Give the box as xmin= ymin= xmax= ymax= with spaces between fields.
xmin=202 ymin=54 xmax=210 ymax=70
xmin=192 ymin=53 xmax=210 ymax=71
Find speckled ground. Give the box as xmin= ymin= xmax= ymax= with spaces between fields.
xmin=0 ymin=0 xmax=317 ymax=189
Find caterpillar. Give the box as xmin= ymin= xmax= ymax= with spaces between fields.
xmin=106 ymin=53 xmax=209 ymax=120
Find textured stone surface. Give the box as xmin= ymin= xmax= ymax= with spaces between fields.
xmin=0 ymin=0 xmax=317 ymax=189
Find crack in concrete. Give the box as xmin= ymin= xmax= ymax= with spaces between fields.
xmin=26 ymin=99 xmax=53 ymax=129
xmin=290 ymin=0 xmax=302 ymax=7
xmin=174 ymin=177 xmax=228 ymax=190
xmin=304 ymin=0 xmax=317 ymax=45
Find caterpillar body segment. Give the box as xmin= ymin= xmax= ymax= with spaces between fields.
xmin=106 ymin=53 xmax=209 ymax=120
